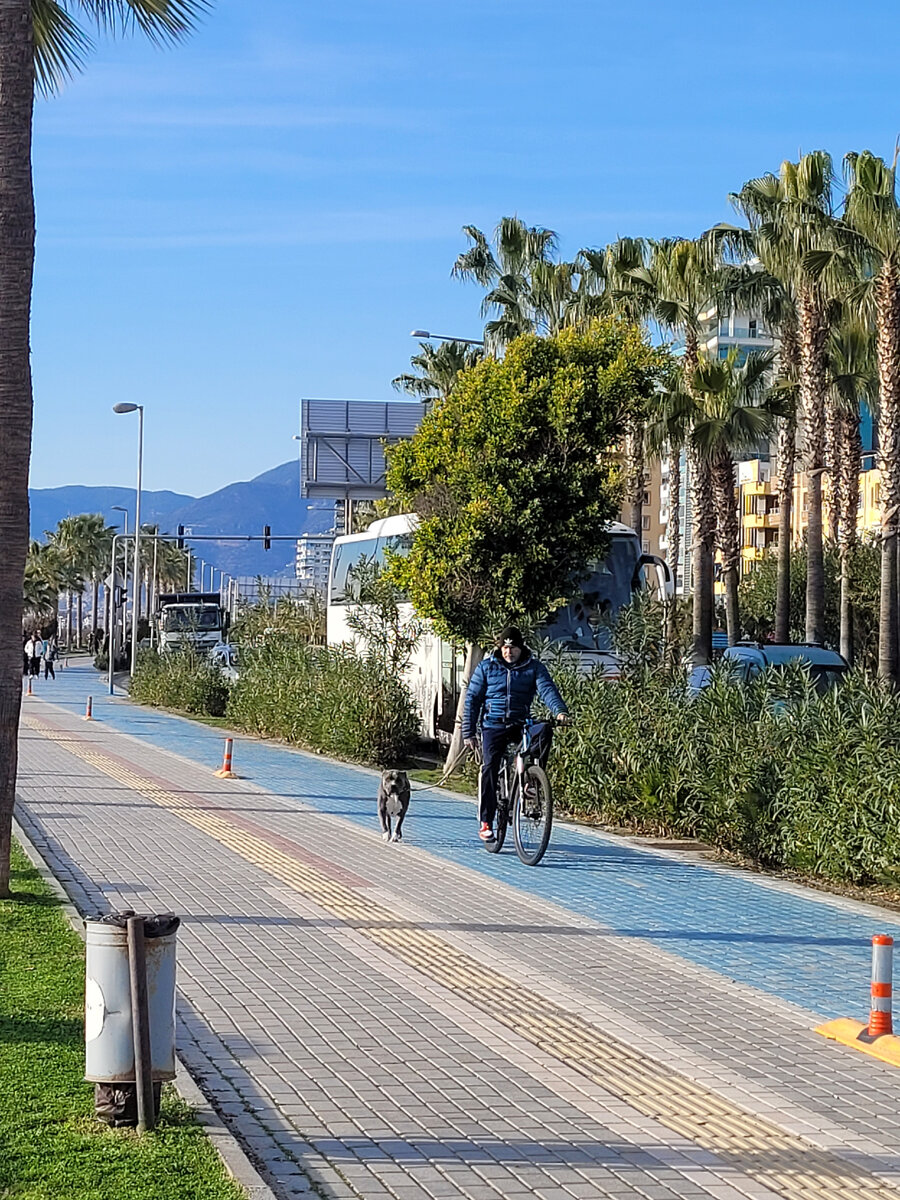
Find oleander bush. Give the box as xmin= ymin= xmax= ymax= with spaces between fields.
xmin=548 ymin=662 xmax=900 ymax=885
xmin=225 ymin=636 xmax=419 ymax=765
xmin=131 ymin=648 xmax=229 ymax=717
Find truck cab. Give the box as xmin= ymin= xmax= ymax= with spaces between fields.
xmin=155 ymin=592 xmax=228 ymax=656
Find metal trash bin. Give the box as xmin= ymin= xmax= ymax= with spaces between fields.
xmin=85 ymin=911 xmax=180 ymax=1125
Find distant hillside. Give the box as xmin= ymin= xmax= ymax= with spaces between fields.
xmin=29 ymin=461 xmax=335 ymax=579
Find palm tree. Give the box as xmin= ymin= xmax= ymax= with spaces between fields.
xmin=0 ymin=1 xmax=210 ymax=898
xmin=842 ymin=150 xmax=900 ymax=683
xmin=392 ymin=340 xmax=484 ymax=406
xmin=825 ymin=320 xmax=877 ymax=662
xmin=452 ymin=218 xmax=601 ymax=349
xmin=598 ymin=234 xmax=722 ymax=663
xmin=733 ymin=153 xmax=839 ymax=646
xmin=689 ymin=349 xmax=777 ymax=644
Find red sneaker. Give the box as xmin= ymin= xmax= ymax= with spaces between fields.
xmin=478 ymin=822 xmax=495 ymax=842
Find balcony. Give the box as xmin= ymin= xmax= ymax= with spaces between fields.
xmin=741 ymin=546 xmax=766 ymax=561
xmin=743 ymin=512 xmax=779 ymax=530
xmin=741 ymin=481 xmax=772 ymax=496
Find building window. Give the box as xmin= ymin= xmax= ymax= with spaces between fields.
xmin=642 ymin=541 xmax=650 ymax=553
xmin=641 ymin=515 xmax=650 ymax=530
xmin=642 ymin=490 xmax=650 ymax=505
xmin=719 ymin=316 xmax=730 ymax=337
xmin=748 ymin=319 xmax=758 ymax=339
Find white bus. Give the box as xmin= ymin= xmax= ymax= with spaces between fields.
xmin=327 ymin=514 xmax=671 ymax=742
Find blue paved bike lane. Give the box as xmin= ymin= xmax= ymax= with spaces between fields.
xmin=23 ymin=663 xmax=899 ymax=1022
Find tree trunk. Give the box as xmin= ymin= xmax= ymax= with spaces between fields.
xmin=624 ymin=418 xmax=644 ymax=537
xmin=875 ymin=265 xmax=900 ymax=684
xmin=689 ymin=445 xmax=715 ymax=665
xmin=774 ymin=413 xmax=796 ymax=643
xmin=798 ymin=288 xmax=829 ymax=645
xmin=66 ymin=590 xmax=74 ymax=648
xmin=837 ymin=405 xmax=860 ymax=664
xmin=76 ymin=589 xmax=83 ymax=648
xmin=441 ymin=642 xmax=485 ymax=781
xmin=665 ymin=445 xmax=682 ymax=659
xmin=713 ymin=450 xmax=740 ymax=645
xmin=0 ymin=0 xmax=36 ymax=898
xmin=774 ymin=318 xmax=799 ymax=644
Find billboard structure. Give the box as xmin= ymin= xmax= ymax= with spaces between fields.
xmin=298 ymin=398 xmax=426 ymax=530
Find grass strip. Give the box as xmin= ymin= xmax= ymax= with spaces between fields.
xmin=0 ymin=841 xmax=245 ymax=1200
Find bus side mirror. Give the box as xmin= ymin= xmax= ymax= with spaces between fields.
xmin=633 ymin=554 xmax=673 ymax=599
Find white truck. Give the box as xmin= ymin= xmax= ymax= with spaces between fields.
xmin=155 ymin=591 xmax=229 ymax=656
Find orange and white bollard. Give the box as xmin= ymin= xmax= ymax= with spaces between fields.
xmin=868 ymin=935 xmax=894 ymax=1037
xmin=25 ymin=676 xmax=33 ymax=698
xmin=214 ymin=737 xmax=238 ymax=779
xmin=84 ymin=695 xmax=94 ymax=721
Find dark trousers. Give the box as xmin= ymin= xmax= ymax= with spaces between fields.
xmin=478 ymin=721 xmax=552 ymax=826
xmin=44 ymin=660 xmax=55 ymax=680
xmin=29 ymin=657 xmax=40 ymax=677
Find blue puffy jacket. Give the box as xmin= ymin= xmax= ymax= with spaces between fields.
xmin=462 ymin=649 xmax=567 ymax=739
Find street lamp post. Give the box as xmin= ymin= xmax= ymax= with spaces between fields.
xmin=113 ymin=403 xmax=144 ymax=677
xmin=410 ymin=329 xmax=485 ymax=347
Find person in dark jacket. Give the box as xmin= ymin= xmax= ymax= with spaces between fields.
xmin=462 ymin=626 xmax=569 ymax=842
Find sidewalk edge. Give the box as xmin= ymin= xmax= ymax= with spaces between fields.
xmin=12 ymin=814 xmax=279 ymax=1200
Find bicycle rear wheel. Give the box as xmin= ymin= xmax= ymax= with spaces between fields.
xmin=513 ymin=764 xmax=552 ymax=865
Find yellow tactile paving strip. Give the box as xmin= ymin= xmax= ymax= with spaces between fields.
xmin=23 ymin=715 xmax=900 ymax=1200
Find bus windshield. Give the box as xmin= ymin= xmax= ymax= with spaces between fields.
xmin=161 ymin=607 xmax=221 ymax=632
xmin=540 ymin=536 xmax=639 ymax=653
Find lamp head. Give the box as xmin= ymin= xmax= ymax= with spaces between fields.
xmin=410 ymin=329 xmax=430 ymax=338
xmin=112 ymin=403 xmax=139 ymax=414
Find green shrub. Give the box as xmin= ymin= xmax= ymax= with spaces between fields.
xmin=225 ymin=635 xmax=419 ymax=766
xmin=549 ymin=662 xmax=900 ymax=885
xmin=131 ymin=648 xmax=229 ymax=717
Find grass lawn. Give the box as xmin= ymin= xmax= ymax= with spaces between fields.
xmin=0 ymin=842 xmax=245 ymax=1200
xmin=408 ymin=767 xmax=477 ymax=797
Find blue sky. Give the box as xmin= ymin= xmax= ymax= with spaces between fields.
xmin=29 ymin=0 xmax=900 ymax=495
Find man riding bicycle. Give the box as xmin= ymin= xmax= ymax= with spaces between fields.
xmin=462 ymin=627 xmax=569 ymax=842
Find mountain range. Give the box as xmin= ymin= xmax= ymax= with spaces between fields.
xmin=29 ymin=460 xmax=336 ymax=579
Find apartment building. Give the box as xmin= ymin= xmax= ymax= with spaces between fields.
xmin=295 ymin=532 xmax=334 ymax=595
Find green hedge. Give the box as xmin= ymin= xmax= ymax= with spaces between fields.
xmin=131 ymin=649 xmax=229 ymax=717
xmin=225 ymin=637 xmax=419 ymax=766
xmin=549 ymin=664 xmax=900 ymax=885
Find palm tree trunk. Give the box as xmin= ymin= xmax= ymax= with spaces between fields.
xmin=689 ymin=445 xmax=715 ymax=664
xmin=76 ymin=589 xmax=83 ymax=648
xmin=774 ymin=319 xmax=799 ymax=644
xmin=798 ymin=288 xmax=829 ymax=645
xmin=713 ymin=450 xmax=740 ymax=645
xmin=665 ymin=445 xmax=682 ymax=658
xmin=774 ymin=413 xmax=796 ymax=642
xmin=837 ymin=406 xmax=860 ymax=664
xmin=875 ymin=265 xmax=900 ymax=684
xmin=0 ymin=0 xmax=36 ymax=898
xmin=66 ymin=590 xmax=74 ymax=648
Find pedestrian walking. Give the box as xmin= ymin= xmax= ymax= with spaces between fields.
xmin=29 ymin=634 xmax=42 ymax=678
xmin=23 ymin=634 xmax=31 ymax=676
xmin=43 ymin=635 xmax=58 ymax=680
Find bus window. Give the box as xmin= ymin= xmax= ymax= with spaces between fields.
xmin=329 ymin=537 xmax=379 ymax=605
xmin=541 ymin=535 xmax=639 ymax=653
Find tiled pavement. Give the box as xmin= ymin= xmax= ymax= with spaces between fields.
xmin=13 ymin=663 xmax=900 ymax=1199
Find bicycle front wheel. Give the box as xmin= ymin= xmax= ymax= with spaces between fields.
xmin=513 ymin=764 xmax=552 ymax=866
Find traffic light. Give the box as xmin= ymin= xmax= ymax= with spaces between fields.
xmin=176 ymin=525 xmax=185 ymax=550
xmin=263 ymin=524 xmax=271 ymax=551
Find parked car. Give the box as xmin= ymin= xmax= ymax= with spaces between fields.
xmin=688 ymin=642 xmax=850 ymax=696
xmin=210 ymin=642 xmax=240 ymax=683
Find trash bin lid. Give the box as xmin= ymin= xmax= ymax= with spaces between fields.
xmin=87 ymin=911 xmax=181 ymax=937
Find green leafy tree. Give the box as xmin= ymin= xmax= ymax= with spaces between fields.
xmin=0 ymin=0 xmax=211 ymax=898
xmin=386 ymin=319 xmax=671 ymax=764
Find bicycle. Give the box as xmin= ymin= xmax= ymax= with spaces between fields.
xmin=478 ymin=718 xmax=555 ymax=866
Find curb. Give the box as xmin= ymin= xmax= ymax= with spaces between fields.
xmin=12 ymin=815 xmax=279 ymax=1200
xmin=815 ymin=1017 xmax=900 ymax=1068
